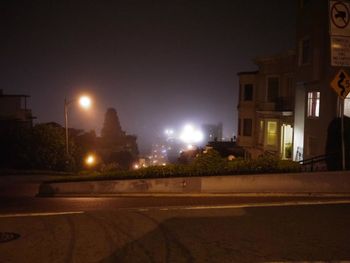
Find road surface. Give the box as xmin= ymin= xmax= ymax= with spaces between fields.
xmin=1 ymin=175 xmax=350 ymax=262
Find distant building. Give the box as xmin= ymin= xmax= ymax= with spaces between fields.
xmin=202 ymin=123 xmax=223 ymax=143
xmin=148 ymin=143 xmax=168 ymax=166
xmin=0 ymin=89 xmax=35 ymax=132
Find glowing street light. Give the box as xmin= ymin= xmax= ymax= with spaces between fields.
xmin=79 ymin=96 xmax=92 ymax=109
xmin=85 ymin=153 xmax=96 ymax=167
xmin=64 ymin=94 xmax=93 ymax=156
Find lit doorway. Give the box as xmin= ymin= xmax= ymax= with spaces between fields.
xmin=281 ymin=124 xmax=293 ymax=159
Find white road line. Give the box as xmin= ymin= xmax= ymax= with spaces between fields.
xmin=137 ymin=208 xmax=149 ymax=212
xmin=0 ymin=211 xmax=84 ymax=218
xmin=141 ymin=199 xmax=350 ymax=212
xmin=265 ymin=261 xmax=350 ymax=263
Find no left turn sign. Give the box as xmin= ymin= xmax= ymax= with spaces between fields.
xmin=330 ymin=0 xmax=350 ymax=36
xmin=331 ymin=1 xmax=350 ymax=28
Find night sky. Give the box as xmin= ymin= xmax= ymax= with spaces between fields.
xmin=1 ymin=1 xmax=296 ymax=153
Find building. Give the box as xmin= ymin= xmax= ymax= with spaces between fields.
xmin=293 ymin=0 xmax=350 ymax=161
xmin=0 ymin=89 xmax=35 ymax=132
xmin=237 ymin=0 xmax=350 ymax=162
xmin=202 ymin=123 xmax=223 ymax=143
xmin=237 ymin=51 xmax=296 ymax=159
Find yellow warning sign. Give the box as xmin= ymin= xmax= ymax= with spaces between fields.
xmin=331 ymin=69 xmax=350 ymax=99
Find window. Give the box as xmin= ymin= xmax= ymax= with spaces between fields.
xmin=243 ymin=84 xmax=253 ymax=101
xmin=299 ymin=38 xmax=311 ymax=65
xmin=243 ymin=119 xmax=252 ymax=136
xmin=307 ymin=91 xmax=320 ymax=117
xmin=267 ymin=77 xmax=279 ymax=102
xmin=239 ymin=84 xmax=242 ymax=102
xmin=300 ymin=0 xmax=311 ymax=8
xmin=345 ymin=93 xmax=350 ymax=117
xmin=287 ymin=77 xmax=294 ymax=98
xmin=258 ymin=120 xmax=264 ymax=144
xmin=238 ymin=118 xmax=241 ymax=136
xmin=266 ymin=121 xmax=277 ymax=146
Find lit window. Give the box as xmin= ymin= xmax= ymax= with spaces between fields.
xmin=307 ymin=91 xmax=320 ymax=118
xmin=345 ymin=93 xmax=350 ymax=117
xmin=267 ymin=121 xmax=277 ymax=146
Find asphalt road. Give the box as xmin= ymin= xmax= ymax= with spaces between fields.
xmin=1 ymin=196 xmax=350 ymax=262
xmin=1 ymin=175 xmax=350 ymax=262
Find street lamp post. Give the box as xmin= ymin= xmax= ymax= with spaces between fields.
xmin=64 ymin=95 xmax=92 ymax=156
xmin=64 ymin=97 xmax=69 ymax=155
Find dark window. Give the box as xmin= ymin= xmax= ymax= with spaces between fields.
xmin=299 ymin=38 xmax=311 ymax=65
xmin=267 ymin=77 xmax=279 ymax=102
xmin=244 ymin=84 xmax=253 ymax=101
xmin=239 ymin=84 xmax=242 ymax=101
xmin=300 ymin=0 xmax=311 ymax=8
xmin=243 ymin=119 xmax=252 ymax=136
xmin=238 ymin=118 xmax=241 ymax=136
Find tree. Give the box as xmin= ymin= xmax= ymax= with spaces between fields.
xmin=99 ymin=108 xmax=139 ymax=169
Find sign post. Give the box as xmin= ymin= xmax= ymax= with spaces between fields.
xmin=330 ymin=1 xmax=350 ymax=66
xmin=330 ymin=1 xmax=350 ymax=170
xmin=341 ymin=99 xmax=346 ymax=170
xmin=331 ymin=69 xmax=350 ymax=170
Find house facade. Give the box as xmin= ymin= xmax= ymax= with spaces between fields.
xmin=0 ymin=89 xmax=35 ymax=132
xmin=237 ymin=51 xmax=296 ymax=159
xmin=237 ymin=0 xmax=350 ymax=162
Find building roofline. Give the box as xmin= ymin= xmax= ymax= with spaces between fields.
xmin=254 ymin=49 xmax=296 ymax=63
xmin=0 ymin=94 xmax=30 ymax=98
xmin=237 ymin=70 xmax=259 ymax=76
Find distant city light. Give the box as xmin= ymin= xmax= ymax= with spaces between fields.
xmin=164 ymin=129 xmax=174 ymax=136
xmin=187 ymin=144 xmax=194 ymax=150
xmin=179 ymin=124 xmax=204 ymax=144
xmin=134 ymin=164 xmax=140 ymax=170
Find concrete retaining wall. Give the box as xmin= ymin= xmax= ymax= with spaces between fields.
xmin=38 ymin=171 xmax=350 ymax=196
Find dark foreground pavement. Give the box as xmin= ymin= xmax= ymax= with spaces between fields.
xmin=1 ymin=196 xmax=350 ymax=262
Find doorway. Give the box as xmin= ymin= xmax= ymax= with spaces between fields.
xmin=281 ymin=124 xmax=293 ymax=159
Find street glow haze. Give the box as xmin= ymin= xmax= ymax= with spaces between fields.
xmin=179 ymin=124 xmax=204 ymax=145
xmin=0 ymin=1 xmax=296 ymax=153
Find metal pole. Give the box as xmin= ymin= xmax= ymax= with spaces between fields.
xmin=64 ymin=97 xmax=69 ymax=156
xmin=341 ymin=98 xmax=346 ymax=170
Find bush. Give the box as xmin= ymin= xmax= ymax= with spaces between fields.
xmin=48 ymin=152 xmax=302 ymax=183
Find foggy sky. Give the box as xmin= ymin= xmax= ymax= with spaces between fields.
xmin=0 ymin=1 xmax=296 ymax=153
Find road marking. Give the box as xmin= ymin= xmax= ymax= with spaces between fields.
xmin=137 ymin=208 xmax=150 ymax=212
xmin=0 ymin=211 xmax=84 ymax=218
xmin=137 ymin=200 xmax=350 ymax=212
xmin=266 ymin=261 xmax=350 ymax=263
xmin=53 ymin=193 xmax=350 ymax=198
